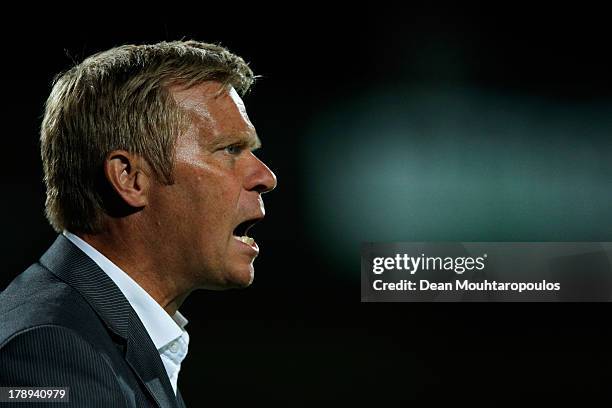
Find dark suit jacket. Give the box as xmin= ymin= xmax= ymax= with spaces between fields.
xmin=0 ymin=235 xmax=187 ymax=407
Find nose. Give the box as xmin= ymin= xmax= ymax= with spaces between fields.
xmin=246 ymin=153 xmax=277 ymax=194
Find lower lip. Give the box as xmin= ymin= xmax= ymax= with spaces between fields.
xmin=233 ymin=236 xmax=259 ymax=254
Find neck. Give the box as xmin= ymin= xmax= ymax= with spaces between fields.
xmin=75 ymin=224 xmax=190 ymax=316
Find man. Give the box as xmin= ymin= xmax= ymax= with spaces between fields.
xmin=0 ymin=41 xmax=276 ymax=407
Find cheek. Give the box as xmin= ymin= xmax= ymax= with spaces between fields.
xmin=188 ymin=179 xmax=239 ymax=233
xmin=173 ymin=163 xmax=244 ymax=237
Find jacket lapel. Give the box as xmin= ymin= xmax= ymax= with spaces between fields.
xmin=177 ymin=388 xmax=187 ymax=408
xmin=40 ymin=235 xmax=180 ymax=408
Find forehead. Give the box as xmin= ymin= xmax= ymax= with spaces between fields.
xmin=169 ymin=81 xmax=256 ymax=141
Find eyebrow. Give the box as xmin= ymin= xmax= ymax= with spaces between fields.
xmin=209 ymin=132 xmax=262 ymax=150
xmin=248 ymin=133 xmax=262 ymax=150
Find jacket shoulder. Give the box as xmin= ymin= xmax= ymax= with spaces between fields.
xmin=0 ymin=324 xmax=128 ymax=406
xmin=0 ymin=263 xmax=108 ymax=347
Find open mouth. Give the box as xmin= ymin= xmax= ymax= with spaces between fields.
xmin=232 ymin=217 xmax=262 ymax=246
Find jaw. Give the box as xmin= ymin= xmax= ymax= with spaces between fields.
xmin=192 ymin=236 xmax=257 ymax=290
xmin=223 ymin=240 xmax=257 ymax=287
xmin=200 ymin=262 xmax=255 ymax=290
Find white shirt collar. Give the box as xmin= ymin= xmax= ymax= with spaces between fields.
xmin=62 ymin=231 xmax=188 ymax=350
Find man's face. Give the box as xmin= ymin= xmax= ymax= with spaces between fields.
xmin=151 ymin=81 xmax=276 ymax=290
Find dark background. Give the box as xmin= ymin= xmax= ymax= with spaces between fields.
xmin=1 ymin=7 xmax=611 ymax=405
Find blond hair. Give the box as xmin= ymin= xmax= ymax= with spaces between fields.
xmin=41 ymin=40 xmax=255 ymax=233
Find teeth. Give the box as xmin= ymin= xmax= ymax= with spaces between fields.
xmin=239 ymin=236 xmax=254 ymax=245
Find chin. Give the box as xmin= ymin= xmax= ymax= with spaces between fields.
xmin=234 ymin=266 xmax=255 ymax=288
xmin=197 ymin=256 xmax=256 ymax=290
xmin=219 ymin=263 xmax=255 ymax=289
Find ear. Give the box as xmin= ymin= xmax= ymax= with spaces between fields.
xmin=103 ymin=150 xmax=151 ymax=208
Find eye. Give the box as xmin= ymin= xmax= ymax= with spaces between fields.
xmin=224 ymin=144 xmax=243 ymax=155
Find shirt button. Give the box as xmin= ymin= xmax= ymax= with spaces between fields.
xmin=169 ymin=342 xmax=178 ymax=353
